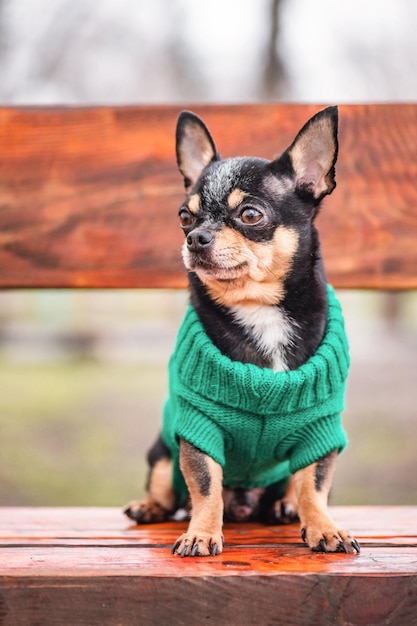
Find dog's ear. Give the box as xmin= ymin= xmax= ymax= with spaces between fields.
xmin=176 ymin=111 xmax=219 ymax=191
xmin=281 ymin=106 xmax=339 ymax=202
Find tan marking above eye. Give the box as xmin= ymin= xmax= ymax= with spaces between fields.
xmin=188 ymin=194 xmax=200 ymax=215
xmin=227 ymin=189 xmax=247 ymax=209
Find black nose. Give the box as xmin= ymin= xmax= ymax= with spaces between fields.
xmin=186 ymin=229 xmax=214 ymax=252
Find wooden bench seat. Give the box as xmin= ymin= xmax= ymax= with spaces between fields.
xmin=1 ymin=103 xmax=417 ymax=624
xmin=1 ymin=506 xmax=417 ymax=625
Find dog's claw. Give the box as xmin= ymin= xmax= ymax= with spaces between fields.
xmin=351 ymin=539 xmax=361 ymax=554
xmin=180 ymin=544 xmax=190 ymax=558
xmin=172 ymin=540 xmax=181 ymax=555
xmin=336 ymin=540 xmax=348 ymax=553
xmin=301 ymin=527 xmax=307 ymax=543
xmin=313 ymin=538 xmax=328 ymax=553
xmin=211 ymin=542 xmax=219 ymax=556
xmin=191 ymin=544 xmax=200 ymax=557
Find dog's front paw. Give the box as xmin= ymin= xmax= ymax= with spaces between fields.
xmin=172 ymin=531 xmax=224 ymax=557
xmin=301 ymin=524 xmax=360 ymax=554
xmin=124 ymin=499 xmax=169 ymax=524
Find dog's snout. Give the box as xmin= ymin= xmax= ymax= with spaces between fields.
xmin=186 ymin=229 xmax=213 ymax=252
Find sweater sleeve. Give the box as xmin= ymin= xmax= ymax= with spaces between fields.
xmin=174 ymin=397 xmax=227 ymax=468
xmin=286 ymin=412 xmax=348 ymax=475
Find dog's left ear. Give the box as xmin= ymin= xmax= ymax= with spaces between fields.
xmin=176 ymin=111 xmax=220 ymax=192
xmin=282 ymin=106 xmax=339 ymax=202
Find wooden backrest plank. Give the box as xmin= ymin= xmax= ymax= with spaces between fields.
xmin=0 ymin=104 xmax=416 ymax=289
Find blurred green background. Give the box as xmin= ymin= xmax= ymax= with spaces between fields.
xmin=0 ymin=290 xmax=187 ymax=506
xmin=0 ymin=0 xmax=416 ymax=507
xmin=1 ymin=289 xmax=416 ymax=506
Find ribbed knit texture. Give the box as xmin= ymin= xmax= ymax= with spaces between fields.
xmin=162 ymin=285 xmax=350 ymax=505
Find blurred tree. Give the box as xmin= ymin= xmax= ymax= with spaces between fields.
xmin=261 ymin=0 xmax=288 ymax=99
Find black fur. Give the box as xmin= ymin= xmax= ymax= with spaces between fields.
xmin=314 ymin=452 xmax=336 ymax=492
xmin=181 ymin=441 xmax=212 ymax=497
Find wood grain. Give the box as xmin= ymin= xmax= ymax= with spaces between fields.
xmin=0 ymin=507 xmax=416 ymax=625
xmin=1 ymin=104 xmax=416 ymax=290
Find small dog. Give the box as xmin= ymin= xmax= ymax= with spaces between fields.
xmin=125 ymin=107 xmax=360 ymax=557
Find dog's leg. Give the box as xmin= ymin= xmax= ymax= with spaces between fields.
xmin=124 ymin=436 xmax=176 ymax=523
xmin=293 ymin=451 xmax=360 ymax=553
xmin=172 ymin=439 xmax=224 ymax=557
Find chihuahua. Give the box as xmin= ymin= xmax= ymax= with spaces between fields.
xmin=125 ymin=107 xmax=360 ymax=557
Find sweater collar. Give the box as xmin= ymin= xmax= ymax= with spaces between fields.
xmin=172 ymin=285 xmax=350 ymax=416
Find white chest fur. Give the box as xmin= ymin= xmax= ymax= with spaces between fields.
xmin=231 ymin=304 xmax=296 ymax=372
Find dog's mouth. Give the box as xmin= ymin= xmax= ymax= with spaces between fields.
xmin=190 ymin=259 xmax=248 ymax=282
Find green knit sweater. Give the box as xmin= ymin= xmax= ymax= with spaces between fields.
xmin=162 ymin=285 xmax=349 ymax=505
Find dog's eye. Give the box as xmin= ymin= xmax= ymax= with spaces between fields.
xmin=239 ymin=207 xmax=263 ymax=225
xmin=179 ymin=209 xmax=194 ymax=228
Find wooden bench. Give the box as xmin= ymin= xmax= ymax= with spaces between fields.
xmin=1 ymin=104 xmax=417 ymax=625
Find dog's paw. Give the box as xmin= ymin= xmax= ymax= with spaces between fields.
xmin=123 ymin=499 xmax=169 ymax=524
xmin=172 ymin=531 xmax=224 ymax=557
xmin=301 ymin=524 xmax=360 ymax=554
xmin=268 ymin=499 xmax=299 ymax=525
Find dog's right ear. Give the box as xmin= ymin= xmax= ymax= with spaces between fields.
xmin=176 ymin=112 xmax=219 ymax=192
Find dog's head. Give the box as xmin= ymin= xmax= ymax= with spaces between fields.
xmin=175 ymin=107 xmax=338 ymax=307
